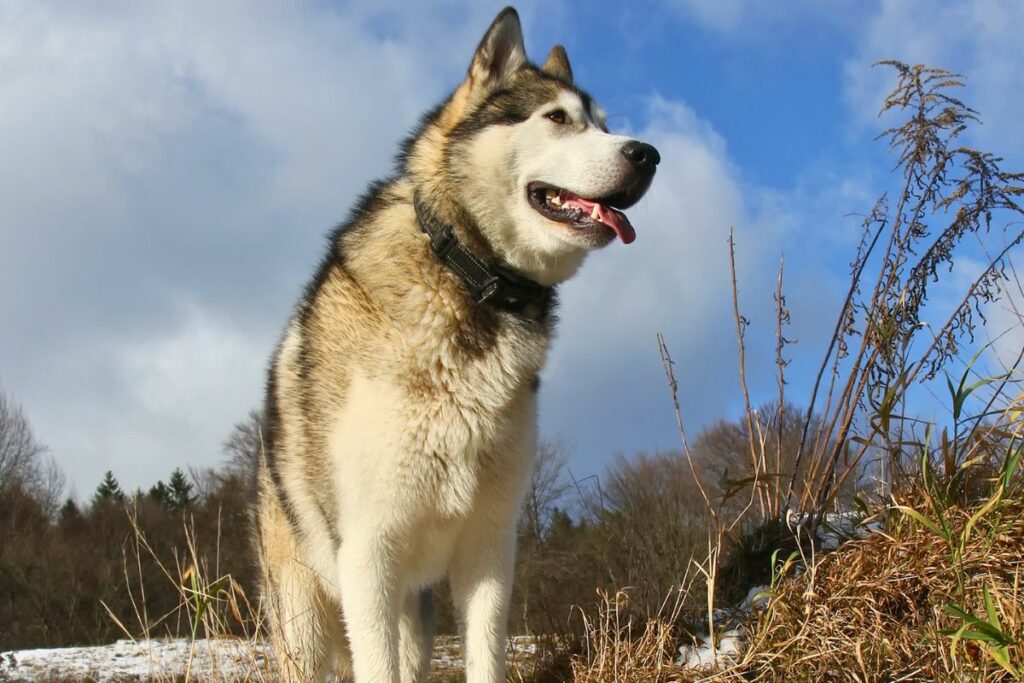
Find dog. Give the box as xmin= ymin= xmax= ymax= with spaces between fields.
xmin=255 ymin=7 xmax=659 ymax=682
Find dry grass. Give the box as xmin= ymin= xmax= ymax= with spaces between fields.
xmin=739 ymin=495 xmax=1022 ymax=681
xmin=566 ymin=462 xmax=1023 ymax=683
xmin=570 ymin=590 xmax=688 ymax=683
xmin=97 ymin=510 xmax=275 ymax=682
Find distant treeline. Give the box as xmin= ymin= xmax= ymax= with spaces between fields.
xmin=0 ymin=383 xmax=821 ymax=649
xmin=1 ymin=451 xmax=254 ymax=646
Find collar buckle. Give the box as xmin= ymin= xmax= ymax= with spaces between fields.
xmin=476 ymin=277 xmax=501 ymax=305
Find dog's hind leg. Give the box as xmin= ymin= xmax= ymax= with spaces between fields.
xmin=265 ymin=565 xmax=335 ymax=682
xmin=398 ymin=588 xmax=435 ymax=683
xmin=259 ymin=497 xmax=335 ymax=681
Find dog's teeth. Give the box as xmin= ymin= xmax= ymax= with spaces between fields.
xmin=550 ymin=195 xmax=562 ymax=206
xmin=591 ymin=205 xmax=600 ymax=220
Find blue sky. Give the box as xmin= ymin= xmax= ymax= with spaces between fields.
xmin=1 ymin=0 xmax=1022 ymax=496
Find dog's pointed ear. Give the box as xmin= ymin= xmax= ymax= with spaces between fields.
xmin=469 ymin=7 xmax=527 ymax=90
xmin=542 ymin=45 xmax=573 ymax=83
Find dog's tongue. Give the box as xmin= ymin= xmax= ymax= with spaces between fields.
xmin=563 ymin=195 xmax=636 ymax=245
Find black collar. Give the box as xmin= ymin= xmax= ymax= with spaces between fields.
xmin=414 ymin=196 xmax=552 ymax=321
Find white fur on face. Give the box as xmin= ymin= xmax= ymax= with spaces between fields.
xmin=455 ymin=90 xmax=636 ymax=285
xmin=513 ymin=90 xmax=635 ymax=201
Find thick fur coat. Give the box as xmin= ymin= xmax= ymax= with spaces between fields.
xmin=256 ymin=8 xmax=658 ymax=682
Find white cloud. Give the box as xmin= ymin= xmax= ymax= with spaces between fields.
xmin=988 ymin=291 xmax=1024 ymax=372
xmin=844 ymin=0 xmax=1024 ymax=155
xmin=0 ymin=0 xmax=523 ymax=493
xmin=553 ymin=96 xmax=745 ymax=358
xmin=24 ymin=305 xmax=271 ymax=496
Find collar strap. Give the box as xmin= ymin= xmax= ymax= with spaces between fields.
xmin=414 ymin=196 xmax=552 ymax=320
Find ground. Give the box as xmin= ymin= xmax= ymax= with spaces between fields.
xmin=0 ymin=636 xmax=539 ymax=682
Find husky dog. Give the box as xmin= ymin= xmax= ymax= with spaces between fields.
xmin=256 ymin=7 xmax=659 ymax=682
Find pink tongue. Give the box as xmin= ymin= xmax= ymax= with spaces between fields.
xmin=563 ymin=195 xmax=636 ymax=245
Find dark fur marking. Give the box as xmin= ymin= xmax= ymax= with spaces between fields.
xmin=294 ymin=181 xmax=376 ymax=415
xmin=266 ymin=182 xmax=400 ymax=553
xmin=314 ymin=497 xmax=342 ymax=548
xmin=578 ymin=91 xmax=594 ymax=117
xmin=430 ymin=451 xmax=451 ymax=474
xmin=261 ymin=366 xmax=305 ymax=536
xmin=448 ymin=68 xmax=596 ymax=149
xmin=449 ymin=86 xmax=551 ymax=140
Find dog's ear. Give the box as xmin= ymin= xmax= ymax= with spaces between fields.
xmin=542 ymin=45 xmax=573 ymax=83
xmin=442 ymin=8 xmax=526 ymax=129
xmin=468 ymin=7 xmax=526 ymax=90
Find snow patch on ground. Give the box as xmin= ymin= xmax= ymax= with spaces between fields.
xmin=0 ymin=638 xmax=269 ymax=682
xmin=676 ymin=585 xmax=766 ymax=671
xmin=677 ymin=628 xmax=744 ymax=670
xmin=791 ymin=510 xmax=884 ymax=551
xmin=0 ymin=636 xmax=539 ymax=681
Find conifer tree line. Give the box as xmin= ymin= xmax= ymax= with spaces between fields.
xmin=0 ymin=386 xmax=258 ymax=649
xmin=0 ymin=382 xmax=819 ymax=648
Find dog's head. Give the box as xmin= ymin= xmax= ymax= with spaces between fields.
xmin=406 ymin=7 xmax=659 ymax=285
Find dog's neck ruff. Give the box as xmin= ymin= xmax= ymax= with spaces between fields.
xmin=414 ymin=196 xmax=552 ymax=321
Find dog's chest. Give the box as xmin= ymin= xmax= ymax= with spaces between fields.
xmin=402 ymin=321 xmax=543 ymax=508
xmin=331 ymin=315 xmax=546 ymax=521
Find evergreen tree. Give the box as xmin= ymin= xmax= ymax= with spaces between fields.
xmin=58 ymin=497 xmax=80 ymax=523
xmin=148 ymin=480 xmax=171 ymax=509
xmin=546 ymin=507 xmax=576 ymax=543
xmin=57 ymin=497 xmax=85 ymax=536
xmin=167 ymin=468 xmax=195 ymax=511
xmin=93 ymin=470 xmax=125 ymax=504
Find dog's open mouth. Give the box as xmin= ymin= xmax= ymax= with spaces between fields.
xmin=527 ymin=182 xmax=636 ymax=245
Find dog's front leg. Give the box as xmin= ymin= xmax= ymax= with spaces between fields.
xmin=338 ymin=535 xmax=400 ymax=683
xmin=450 ymin=523 xmax=516 ymax=683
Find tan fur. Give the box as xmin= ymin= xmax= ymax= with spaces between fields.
xmin=541 ymin=45 xmax=573 ymax=82
xmin=255 ymin=7 xmax=657 ymax=682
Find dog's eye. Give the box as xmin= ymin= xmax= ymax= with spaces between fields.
xmin=546 ymin=109 xmax=568 ymax=125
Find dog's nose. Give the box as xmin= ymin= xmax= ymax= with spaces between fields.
xmin=621 ymin=141 xmax=660 ymax=174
